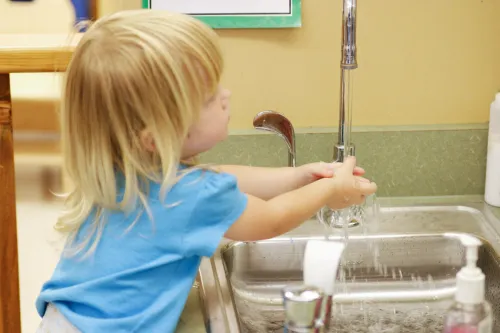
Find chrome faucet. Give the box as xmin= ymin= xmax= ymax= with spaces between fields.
xmin=253 ymin=0 xmax=361 ymax=229
xmin=253 ymin=0 xmax=358 ymax=164
xmin=259 ymin=5 xmax=361 ymax=330
xmin=282 ymin=285 xmax=332 ymax=333
xmin=282 ymin=238 xmax=345 ymax=332
xmin=334 ymin=0 xmax=357 ymax=163
xmin=252 ymin=0 xmax=357 ymax=167
xmin=319 ymin=0 xmax=362 ymax=228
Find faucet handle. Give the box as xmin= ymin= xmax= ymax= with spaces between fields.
xmin=282 ymin=285 xmax=324 ymax=332
xmin=253 ymin=110 xmax=296 ymax=167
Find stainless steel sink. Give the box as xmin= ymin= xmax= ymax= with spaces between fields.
xmin=198 ymin=197 xmax=500 ymax=333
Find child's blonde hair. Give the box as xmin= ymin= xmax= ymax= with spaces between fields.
xmin=56 ymin=10 xmax=223 ymax=254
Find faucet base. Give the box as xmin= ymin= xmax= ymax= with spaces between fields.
xmin=317 ymin=205 xmax=361 ymax=229
xmin=333 ymin=219 xmax=360 ymax=228
xmin=333 ymin=144 xmax=355 ymax=163
xmin=333 ymin=205 xmax=362 ymax=228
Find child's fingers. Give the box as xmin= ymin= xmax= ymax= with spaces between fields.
xmin=358 ymin=181 xmax=377 ymax=195
xmin=324 ymin=162 xmax=364 ymax=175
xmin=353 ymin=167 xmax=366 ymax=176
xmin=317 ymin=163 xmax=335 ymax=177
xmin=339 ymin=156 xmax=356 ymax=173
xmin=356 ymin=176 xmax=371 ymax=183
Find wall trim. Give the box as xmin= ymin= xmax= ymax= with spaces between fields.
xmin=229 ymin=123 xmax=489 ymax=136
xmin=13 ymin=123 xmax=489 ymax=141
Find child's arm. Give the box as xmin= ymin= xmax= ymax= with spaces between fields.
xmin=224 ymin=157 xmax=377 ymax=241
xmin=217 ymin=163 xmax=365 ymax=200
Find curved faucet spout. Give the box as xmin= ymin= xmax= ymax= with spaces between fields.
xmin=253 ymin=110 xmax=296 ymax=167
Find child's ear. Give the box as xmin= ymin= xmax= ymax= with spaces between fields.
xmin=140 ymin=130 xmax=156 ymax=152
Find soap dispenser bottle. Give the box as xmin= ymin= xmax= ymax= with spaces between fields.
xmin=443 ymin=237 xmax=492 ymax=333
xmin=485 ymin=92 xmax=500 ymax=207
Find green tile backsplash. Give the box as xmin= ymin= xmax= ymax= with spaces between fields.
xmin=200 ymin=128 xmax=488 ymax=197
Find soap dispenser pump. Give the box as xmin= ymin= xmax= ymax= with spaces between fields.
xmin=443 ymin=236 xmax=492 ymax=333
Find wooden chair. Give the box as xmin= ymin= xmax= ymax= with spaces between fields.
xmin=0 ymin=34 xmax=79 ymax=333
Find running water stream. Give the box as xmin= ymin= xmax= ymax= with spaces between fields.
xmin=316 ymin=193 xmax=447 ymax=332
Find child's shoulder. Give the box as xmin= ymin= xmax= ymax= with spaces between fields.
xmin=178 ymin=166 xmax=236 ymax=190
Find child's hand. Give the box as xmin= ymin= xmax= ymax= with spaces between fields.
xmin=299 ymin=161 xmax=365 ymax=184
xmin=326 ymin=157 xmax=377 ymax=210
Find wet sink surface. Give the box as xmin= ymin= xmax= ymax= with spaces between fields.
xmin=198 ymin=199 xmax=500 ymax=333
xmin=224 ymin=234 xmax=500 ymax=332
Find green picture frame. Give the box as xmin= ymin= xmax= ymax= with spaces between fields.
xmin=142 ymin=0 xmax=302 ymax=29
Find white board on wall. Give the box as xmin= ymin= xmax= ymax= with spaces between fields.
xmin=149 ymin=0 xmax=291 ymax=15
xmin=143 ymin=0 xmax=302 ymax=29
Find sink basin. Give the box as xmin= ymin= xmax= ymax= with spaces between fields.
xmin=198 ymin=198 xmax=500 ymax=333
xmin=223 ymin=233 xmax=500 ymax=332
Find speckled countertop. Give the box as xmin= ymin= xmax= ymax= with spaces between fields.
xmin=174 ymin=196 xmax=500 ymax=333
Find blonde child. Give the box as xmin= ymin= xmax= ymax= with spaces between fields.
xmin=35 ymin=9 xmax=377 ymax=333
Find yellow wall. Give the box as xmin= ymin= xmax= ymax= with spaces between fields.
xmin=3 ymin=0 xmax=500 ymax=130
xmin=0 ymin=0 xmax=73 ymax=34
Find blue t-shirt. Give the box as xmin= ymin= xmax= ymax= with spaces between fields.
xmin=36 ymin=168 xmax=248 ymax=333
